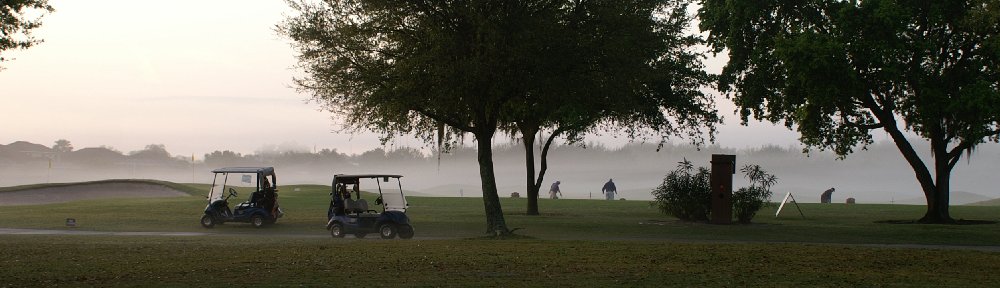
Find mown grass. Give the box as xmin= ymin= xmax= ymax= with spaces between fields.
xmin=1 ymin=235 xmax=998 ymax=287
xmin=1 ymin=183 xmax=998 ymax=246
xmin=2 ymin=182 xmax=1000 ymax=286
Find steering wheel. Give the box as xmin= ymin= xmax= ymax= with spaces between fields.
xmin=228 ymin=188 xmax=238 ymax=199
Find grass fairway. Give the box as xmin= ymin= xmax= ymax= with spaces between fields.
xmin=1 ymin=184 xmax=998 ymax=245
xmin=1 ymin=182 xmax=1000 ymax=286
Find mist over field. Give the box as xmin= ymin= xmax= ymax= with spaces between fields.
xmin=2 ymin=140 xmax=998 ymax=204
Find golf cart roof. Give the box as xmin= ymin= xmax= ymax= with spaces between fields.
xmin=211 ymin=167 xmax=275 ymax=174
xmin=334 ymin=174 xmax=403 ymax=179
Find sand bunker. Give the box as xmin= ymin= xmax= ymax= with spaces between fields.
xmin=0 ymin=182 xmax=189 ymax=206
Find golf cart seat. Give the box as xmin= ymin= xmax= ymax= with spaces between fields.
xmin=344 ymin=198 xmax=357 ymax=213
xmin=249 ymin=191 xmax=265 ymax=207
xmin=355 ymin=199 xmax=369 ymax=213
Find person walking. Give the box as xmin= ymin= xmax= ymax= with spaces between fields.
xmin=548 ymin=181 xmax=562 ymax=199
xmin=602 ymin=179 xmax=617 ymax=200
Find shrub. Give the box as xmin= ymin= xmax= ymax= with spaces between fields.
xmin=651 ymin=159 xmax=712 ymax=221
xmin=732 ymin=164 xmax=777 ymax=224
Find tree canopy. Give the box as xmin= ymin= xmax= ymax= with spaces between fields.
xmin=500 ymin=0 xmax=718 ymax=215
xmin=0 ymin=0 xmax=54 ymax=69
xmin=282 ymin=0 xmax=599 ymax=235
xmin=700 ymin=0 xmax=1000 ymax=223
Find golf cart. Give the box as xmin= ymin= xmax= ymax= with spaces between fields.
xmin=327 ymin=174 xmax=413 ymax=239
xmin=200 ymin=167 xmax=284 ymax=228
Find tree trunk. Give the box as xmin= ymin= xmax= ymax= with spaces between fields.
xmin=919 ymin=182 xmax=953 ymax=223
xmin=920 ymin=141 xmax=955 ymax=223
xmin=521 ymin=126 xmax=565 ymax=215
xmin=521 ymin=127 xmax=540 ymax=215
xmin=475 ymin=132 xmax=511 ymax=235
xmin=879 ymin=115 xmax=954 ymax=223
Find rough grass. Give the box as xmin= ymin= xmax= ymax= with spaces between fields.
xmin=1 ymin=235 xmax=998 ymax=287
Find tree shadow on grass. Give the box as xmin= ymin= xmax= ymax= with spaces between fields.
xmin=466 ymin=233 xmax=536 ymax=240
xmin=875 ymin=219 xmax=997 ymax=225
xmin=638 ymin=219 xmax=782 ymax=226
xmin=513 ymin=212 xmax=568 ymax=216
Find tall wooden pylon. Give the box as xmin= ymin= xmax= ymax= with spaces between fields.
xmin=710 ymin=154 xmax=736 ymax=224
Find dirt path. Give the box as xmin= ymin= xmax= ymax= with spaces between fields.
xmin=0 ymin=228 xmax=444 ymax=240
xmin=0 ymin=228 xmax=209 ymax=237
xmin=0 ymin=182 xmax=188 ymax=206
xmin=2 ymin=228 xmax=998 ymax=251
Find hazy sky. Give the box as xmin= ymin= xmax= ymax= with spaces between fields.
xmin=1 ymin=0 xmax=805 ymax=158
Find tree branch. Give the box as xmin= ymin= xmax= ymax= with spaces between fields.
xmin=533 ymin=126 xmax=569 ymax=190
xmin=844 ymin=120 xmax=883 ymax=130
xmin=412 ymin=107 xmax=473 ymax=132
xmin=947 ymin=129 xmax=1000 ymax=169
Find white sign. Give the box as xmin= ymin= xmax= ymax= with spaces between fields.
xmin=776 ymin=193 xmax=792 ymax=217
xmin=775 ymin=192 xmax=805 ymax=219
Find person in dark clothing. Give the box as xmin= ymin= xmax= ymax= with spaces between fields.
xmin=602 ymin=179 xmax=617 ymax=200
xmin=821 ymin=188 xmax=835 ymax=203
xmin=332 ymin=183 xmax=349 ymax=216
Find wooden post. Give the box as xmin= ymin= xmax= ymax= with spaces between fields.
xmin=710 ymin=154 xmax=736 ymax=224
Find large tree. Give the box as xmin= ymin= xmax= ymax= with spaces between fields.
xmin=700 ymin=0 xmax=1000 ymax=223
xmin=282 ymin=0 xmax=585 ymax=235
xmin=1 ymin=0 xmax=54 ymax=69
xmin=504 ymin=0 xmax=718 ymax=215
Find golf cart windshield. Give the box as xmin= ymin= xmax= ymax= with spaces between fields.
xmin=374 ymin=177 xmax=406 ymax=211
xmin=208 ymin=167 xmax=276 ymax=202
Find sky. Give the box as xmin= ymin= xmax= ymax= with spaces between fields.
xmin=0 ymin=0 xmax=806 ymax=158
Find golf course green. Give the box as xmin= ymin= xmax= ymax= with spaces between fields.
xmin=1 ymin=180 xmax=998 ymax=286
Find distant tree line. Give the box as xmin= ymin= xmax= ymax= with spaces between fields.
xmin=0 ymin=140 xmax=190 ymax=168
xmin=0 ymin=138 xmax=807 ymax=169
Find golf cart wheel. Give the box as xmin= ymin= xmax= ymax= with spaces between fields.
xmin=379 ymin=223 xmax=397 ymax=239
xmin=251 ymin=214 xmax=265 ymax=228
xmin=398 ymin=225 xmax=414 ymax=239
xmin=200 ymin=215 xmax=216 ymax=228
xmin=329 ymin=223 xmax=346 ymax=238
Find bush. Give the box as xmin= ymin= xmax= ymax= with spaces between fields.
xmin=732 ymin=164 xmax=777 ymax=224
xmin=651 ymin=159 xmax=712 ymax=221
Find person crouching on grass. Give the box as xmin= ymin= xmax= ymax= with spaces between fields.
xmin=549 ymin=181 xmax=562 ymax=199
